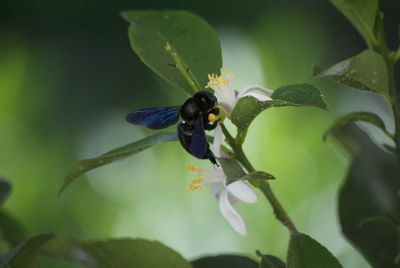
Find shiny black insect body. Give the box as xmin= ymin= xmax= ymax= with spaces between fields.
xmin=126 ymin=91 xmax=219 ymax=164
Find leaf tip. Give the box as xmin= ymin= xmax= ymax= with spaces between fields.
xmin=57 ymin=181 xmax=68 ymax=197
xmin=321 ymin=101 xmax=329 ymax=110
xmin=323 ymin=126 xmax=334 ymax=141
xmin=311 ymin=64 xmax=324 ymax=77
xmin=119 ymin=11 xmax=130 ymax=21
xmin=58 ymin=169 xmax=78 ymax=197
xmin=255 ymin=250 xmax=262 ymax=257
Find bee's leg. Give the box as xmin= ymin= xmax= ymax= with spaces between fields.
xmin=205 ymin=150 xmax=218 ymax=166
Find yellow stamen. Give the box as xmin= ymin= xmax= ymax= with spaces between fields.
xmin=208 ymin=113 xmax=218 ymax=123
xmin=205 ymin=69 xmax=234 ymax=89
xmin=221 ymin=69 xmax=234 ymax=80
xmin=187 ymin=164 xmax=201 ymax=172
xmin=187 ymin=165 xmax=205 ymax=191
xmin=188 ymin=177 xmax=204 ymax=191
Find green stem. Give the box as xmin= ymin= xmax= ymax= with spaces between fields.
xmin=388 ymin=63 xmax=400 ymax=157
xmin=383 ymin=129 xmax=395 ymax=141
xmin=394 ymin=46 xmax=400 ymax=62
xmin=220 ymin=124 xmax=236 ymax=148
xmin=373 ymin=12 xmax=400 ymax=158
xmin=235 ymin=145 xmax=297 ymax=233
xmin=220 ymin=123 xmax=297 ymax=233
xmin=165 ymin=42 xmax=201 ymax=94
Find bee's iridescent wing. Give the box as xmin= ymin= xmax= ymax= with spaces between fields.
xmin=189 ymin=117 xmax=208 ymax=158
xmin=126 ymin=106 xmax=181 ymax=129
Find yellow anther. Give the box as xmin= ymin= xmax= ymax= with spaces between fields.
xmin=188 ymin=178 xmax=203 ymax=191
xmin=208 ymin=113 xmax=218 ymax=123
xmin=187 ymin=164 xmax=201 ymax=172
xmin=205 ymin=69 xmax=234 ymax=89
xmin=196 ymin=174 xmax=204 ymax=182
xmin=221 ymin=69 xmax=234 ymax=80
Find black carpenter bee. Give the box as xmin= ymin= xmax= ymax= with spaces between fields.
xmin=126 ymin=91 xmax=219 ymax=165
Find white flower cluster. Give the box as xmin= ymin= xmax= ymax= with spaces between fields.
xmin=188 ymin=69 xmax=273 ymax=235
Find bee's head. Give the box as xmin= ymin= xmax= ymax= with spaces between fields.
xmin=193 ymin=91 xmax=217 ymax=112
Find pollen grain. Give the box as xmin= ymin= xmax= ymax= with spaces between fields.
xmin=208 ymin=113 xmax=218 ymax=123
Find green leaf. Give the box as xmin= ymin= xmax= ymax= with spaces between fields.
xmin=192 ymin=255 xmax=258 ymax=268
xmin=0 ymin=211 xmax=26 ymax=246
xmin=232 ymin=84 xmax=326 ymax=132
xmin=314 ymin=50 xmax=389 ymax=97
xmin=333 ymin=124 xmax=400 ymax=267
xmin=0 ymin=179 xmax=11 ymax=207
xmin=324 ymin=111 xmax=391 ymax=141
xmin=59 ymin=133 xmax=177 ymax=195
xmin=0 ymin=234 xmax=54 ymax=267
xmin=287 ymin=232 xmax=342 ymax=268
xmin=217 ymin=158 xmax=246 ymax=185
xmin=232 ymin=97 xmax=296 ymax=131
xmin=2 ymin=235 xmax=191 ymax=268
xmin=311 ymin=64 xmax=324 ymax=77
xmin=330 ymin=0 xmax=378 ymax=47
xmin=121 ymin=10 xmax=222 ymax=95
xmin=359 ymin=215 xmax=397 ymax=228
xmin=259 ymin=255 xmax=285 ymax=268
xmin=43 ymin=236 xmax=191 ymax=268
xmin=271 ymin=84 xmax=328 ymax=110
xmin=257 ymin=250 xmax=285 ymax=268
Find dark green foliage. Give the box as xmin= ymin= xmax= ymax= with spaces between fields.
xmin=192 ymin=254 xmax=258 ymax=268
xmin=314 ymin=50 xmax=389 ymax=98
xmin=232 ymin=84 xmax=326 ymax=133
xmin=323 ymin=111 xmax=390 ymax=141
xmin=271 ymin=84 xmax=328 ymax=110
xmin=122 ymin=10 xmax=222 ymax=95
xmin=330 ymin=0 xmax=378 ymax=47
xmin=0 ymin=179 xmax=11 ymax=207
xmin=257 ymin=251 xmax=285 ymax=268
xmin=334 ymin=125 xmax=400 ymax=268
xmin=287 ymin=232 xmax=342 ymax=268
xmin=43 ymin=236 xmax=192 ymax=268
xmin=0 ymin=234 xmax=54 ymax=268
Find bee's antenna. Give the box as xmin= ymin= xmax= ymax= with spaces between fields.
xmin=208 ymin=154 xmax=219 ymax=166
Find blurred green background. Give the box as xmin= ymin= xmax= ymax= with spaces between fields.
xmin=1 ymin=0 xmax=399 ymax=267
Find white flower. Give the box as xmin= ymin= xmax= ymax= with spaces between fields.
xmin=205 ymin=69 xmax=273 ymax=115
xmin=188 ymin=165 xmax=257 ymax=236
xmin=206 ymin=69 xmax=273 ymax=158
xmin=213 ymin=123 xmax=223 ymax=158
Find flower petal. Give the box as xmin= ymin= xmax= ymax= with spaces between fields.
xmin=213 ymin=125 xmax=222 ymax=158
xmin=242 ymin=92 xmax=272 ymax=101
xmin=218 ymin=190 xmax=246 ymax=236
xmin=210 ymin=183 xmax=225 ymax=199
xmin=237 ymin=85 xmax=274 ymax=100
xmin=226 ymin=181 xmax=258 ymax=204
xmin=227 ymin=191 xmax=239 ymax=204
